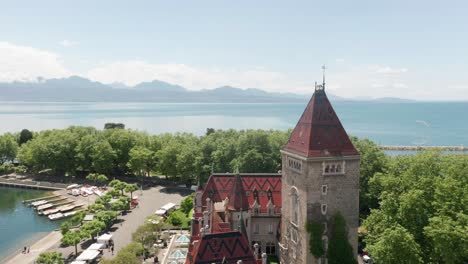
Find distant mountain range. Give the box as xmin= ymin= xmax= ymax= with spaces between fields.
xmin=0 ymin=76 xmax=412 ymax=103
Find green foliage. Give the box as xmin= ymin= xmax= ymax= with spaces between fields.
xmin=364 ymin=152 xmax=468 ymax=263
xmin=125 ymin=183 xmax=139 ymax=199
xmin=132 ymin=222 xmax=158 ymax=250
xmin=104 ymin=123 xmax=125 ymax=129
xmin=367 ymin=225 xmax=423 ymax=264
xmin=18 ymin=129 xmax=33 ymax=145
xmin=109 ymin=179 xmax=127 ymax=195
xmin=327 ymin=213 xmax=357 ymax=264
xmin=96 ymin=210 xmax=118 ymax=228
xmin=60 ymin=221 xmax=72 ymax=235
xmin=351 ymin=137 xmax=388 ymax=217
xmin=166 ymin=209 xmax=189 ymax=227
xmin=80 ymin=220 xmax=106 ymax=240
xmin=305 ymin=220 xmax=325 ymax=258
xmin=69 ymin=211 xmax=86 ymax=226
xmin=127 ymin=146 xmax=156 ymax=177
xmin=180 ymin=194 xmax=194 ymax=215
xmin=36 ymin=252 xmax=64 ymax=264
xmin=61 ymin=230 xmax=84 ymax=255
xmin=0 ymin=133 xmax=19 ymax=165
xmin=101 ymin=242 xmax=144 ymax=264
xmin=0 ymin=163 xmax=14 ymax=175
xmin=424 ymin=214 xmax=468 ymax=263
xmin=91 ymin=140 xmax=116 ymax=175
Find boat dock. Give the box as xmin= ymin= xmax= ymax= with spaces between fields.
xmin=23 ymin=194 xmax=61 ymax=204
xmin=379 ymin=145 xmax=467 ymax=151
xmin=0 ymin=178 xmax=67 ymax=191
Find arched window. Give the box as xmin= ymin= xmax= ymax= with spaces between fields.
xmin=291 ymin=188 xmax=299 ymax=225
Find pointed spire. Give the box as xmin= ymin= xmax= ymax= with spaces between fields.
xmin=228 ymin=173 xmax=249 ymax=211
xmin=284 ymin=68 xmax=359 ymax=158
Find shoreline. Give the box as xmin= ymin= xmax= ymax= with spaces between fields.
xmin=1 ymin=230 xmax=62 ymax=264
xmin=0 ymin=189 xmax=63 ymax=264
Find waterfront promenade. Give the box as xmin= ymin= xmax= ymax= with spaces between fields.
xmin=3 ymin=186 xmax=189 ymax=264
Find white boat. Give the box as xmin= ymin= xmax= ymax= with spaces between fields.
xmin=42 ymin=208 xmax=59 ymax=215
xmin=48 ymin=212 xmax=64 ymax=220
xmin=31 ymin=200 xmax=47 ymax=207
xmin=64 ymin=211 xmax=78 ymax=217
xmin=37 ymin=203 xmax=53 ymax=211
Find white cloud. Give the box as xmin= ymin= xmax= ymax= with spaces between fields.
xmin=376 ymin=66 xmax=408 ymax=74
xmin=59 ymin=40 xmax=78 ymax=47
xmin=86 ymin=60 xmax=310 ymax=93
xmin=0 ymin=42 xmax=71 ymax=82
xmin=1 ymin=42 xmax=467 ymax=100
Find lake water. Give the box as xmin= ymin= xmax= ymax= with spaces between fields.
xmin=0 ymin=101 xmax=467 ymax=146
xmin=0 ymin=187 xmax=60 ymax=262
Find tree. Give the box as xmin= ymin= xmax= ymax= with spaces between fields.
xmin=125 ymin=183 xmax=139 ymax=200
xmin=60 ymin=221 xmax=72 ymax=235
xmin=0 ymin=133 xmax=18 ymax=165
xmin=36 ymin=252 xmax=64 ymax=264
xmin=97 ymin=174 xmax=109 ymax=185
xmin=351 ymin=137 xmax=388 ymax=217
xmin=91 ymin=140 xmax=116 ymax=175
xmin=81 ymin=220 xmax=106 ymax=240
xmin=424 ymin=214 xmax=468 ymax=263
xmin=104 ymin=123 xmax=125 ymax=129
xmin=132 ymin=223 xmax=157 ymax=251
xmin=88 ymin=203 xmax=106 ymax=213
xmin=127 ymin=146 xmax=156 ymax=177
xmin=166 ymin=210 xmax=186 ymax=226
xmin=180 ymin=194 xmax=194 ymax=215
xmin=18 ymin=129 xmax=33 ymax=145
xmin=155 ymin=141 xmax=180 ymax=179
xmin=367 ymin=225 xmax=423 ymax=264
xmin=96 ymin=210 xmax=119 ymax=228
xmin=109 ymin=179 xmax=127 ymax=196
xmin=61 ymin=230 xmax=83 ymax=256
xmin=176 ymin=144 xmax=200 ymax=186
xmin=327 ymin=213 xmax=357 ymax=264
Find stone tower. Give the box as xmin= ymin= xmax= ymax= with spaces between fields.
xmin=278 ymin=81 xmax=360 ymax=264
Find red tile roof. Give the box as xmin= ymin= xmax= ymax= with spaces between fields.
xmin=283 ymin=89 xmax=359 ymax=158
xmin=201 ymin=173 xmax=282 ymax=211
xmin=227 ymin=174 xmax=249 ymax=211
xmin=188 ymin=231 xmax=259 ymax=264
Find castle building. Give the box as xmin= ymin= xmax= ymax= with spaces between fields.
xmin=278 ymin=80 xmax=360 ymax=263
xmin=187 ymin=73 xmax=360 ymax=264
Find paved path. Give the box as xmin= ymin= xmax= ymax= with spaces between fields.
xmin=100 ymin=186 xmax=186 ymax=259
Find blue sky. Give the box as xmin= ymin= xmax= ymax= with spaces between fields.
xmin=1 ymin=0 xmax=467 ymax=100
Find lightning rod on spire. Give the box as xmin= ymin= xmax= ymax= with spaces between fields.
xmin=322 ymin=65 xmax=326 ymax=90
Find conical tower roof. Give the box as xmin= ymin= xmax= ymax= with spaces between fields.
xmin=283 ymin=87 xmax=359 ymax=158
xmin=228 ymin=174 xmax=249 ymax=211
